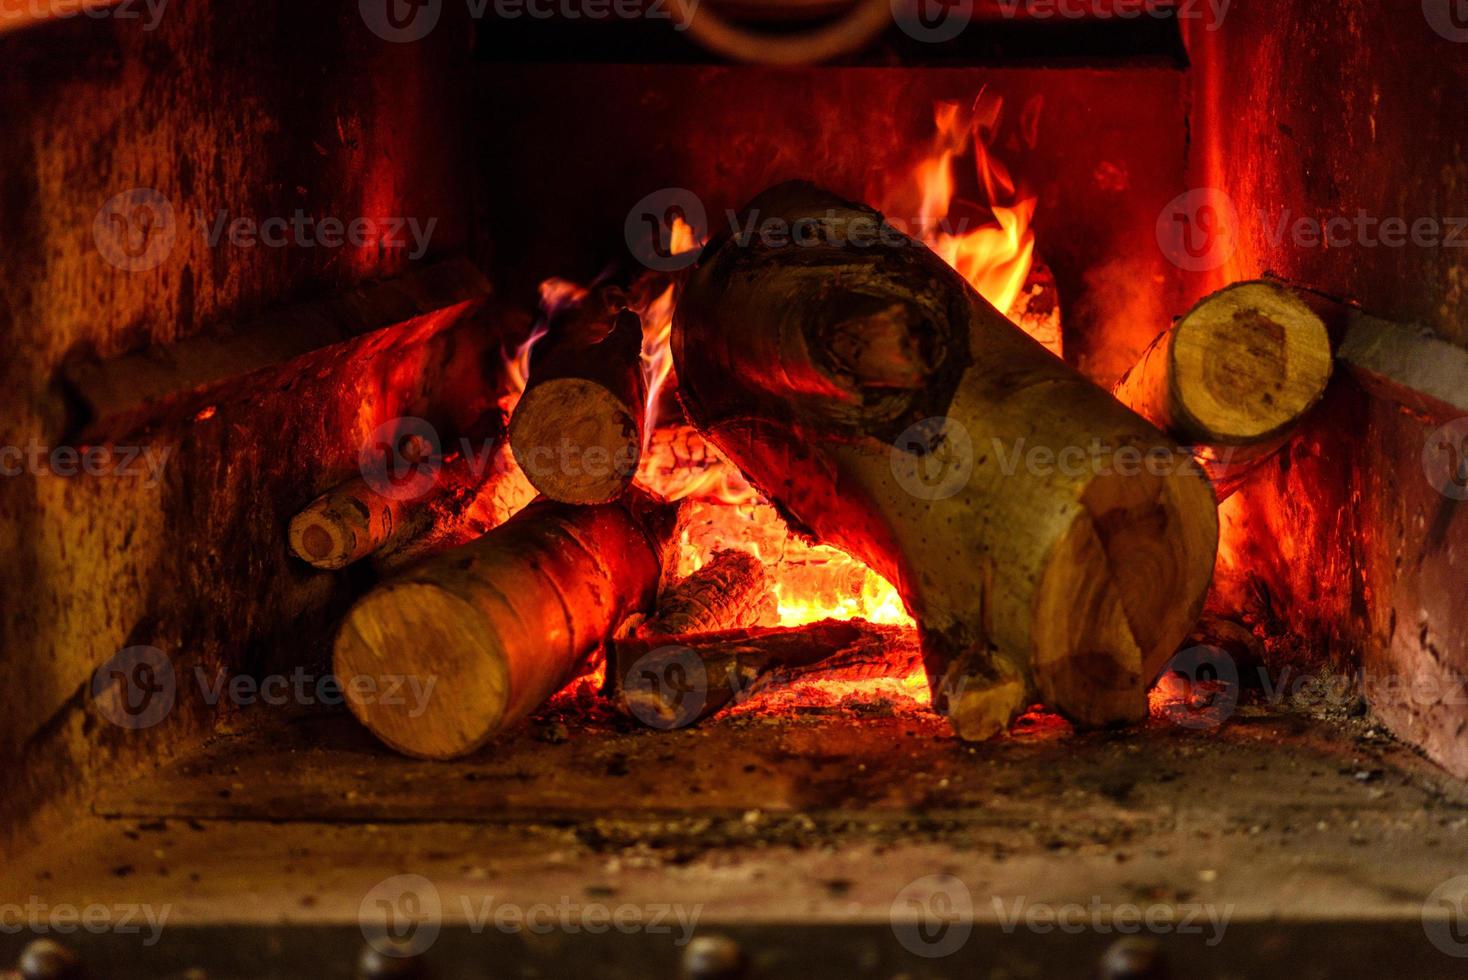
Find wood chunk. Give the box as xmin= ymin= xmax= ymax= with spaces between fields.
xmin=509 ymin=293 xmax=645 ymax=504
xmin=613 ymin=619 xmax=922 ymax=728
xmin=1112 ymin=280 xmax=1334 ymax=497
xmin=333 ymin=491 xmax=679 ymax=759
xmin=644 ymin=549 xmax=775 ymax=636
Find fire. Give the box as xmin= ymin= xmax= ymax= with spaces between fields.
xmin=877 ymin=94 xmax=1053 ymax=353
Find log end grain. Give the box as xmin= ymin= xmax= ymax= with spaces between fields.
xmin=333 ymin=581 xmax=509 ymax=760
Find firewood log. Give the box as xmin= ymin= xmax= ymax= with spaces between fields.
xmin=1111 ymin=280 xmax=1333 ymax=498
xmin=333 ymin=491 xmax=678 ymax=759
xmin=509 ymin=293 xmax=645 ymax=504
xmin=287 ymin=413 xmax=509 ymax=571
xmin=673 ymin=182 xmax=1219 ymax=740
xmin=645 ymin=549 xmax=775 ymax=636
xmin=614 ymin=619 xmax=921 ymax=728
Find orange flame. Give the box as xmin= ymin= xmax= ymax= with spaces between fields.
xmin=879 ymin=94 xmax=1050 ymax=352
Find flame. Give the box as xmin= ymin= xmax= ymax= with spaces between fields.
xmin=879 ymin=94 xmax=1050 ymax=352
xmin=636 ymin=216 xmax=701 ymax=446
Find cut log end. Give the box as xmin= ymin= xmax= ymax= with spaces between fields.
xmin=1170 ymin=281 xmax=1332 ymax=444
xmin=509 ymin=378 xmax=641 ymax=504
xmin=333 ymin=582 xmax=509 ymax=760
xmin=287 ymin=493 xmax=384 ymax=570
xmin=1032 ymin=465 xmax=1217 ymax=727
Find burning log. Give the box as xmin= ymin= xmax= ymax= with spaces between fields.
xmin=287 ymin=414 xmax=508 ymax=571
xmin=1111 ymin=281 xmax=1333 ymax=498
xmin=673 ymin=182 xmax=1219 ymax=740
xmin=509 ymin=293 xmax=646 ymax=504
xmin=333 ymin=491 xmax=678 ymax=759
xmin=614 ymin=620 xmax=921 ymax=728
xmin=644 ymin=549 xmax=775 ymax=636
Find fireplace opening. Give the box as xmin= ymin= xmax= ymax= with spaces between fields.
xmin=4 ymin=3 xmax=1468 ymax=977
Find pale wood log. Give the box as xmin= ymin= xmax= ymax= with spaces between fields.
xmin=673 ymin=181 xmax=1219 ymax=740
xmin=333 ymin=492 xmax=678 ymax=759
xmin=1111 ymin=280 xmax=1333 ymax=497
xmin=509 ymin=293 xmax=645 ymax=504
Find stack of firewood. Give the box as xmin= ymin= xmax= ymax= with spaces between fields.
xmin=312 ymin=181 xmax=1333 ymax=759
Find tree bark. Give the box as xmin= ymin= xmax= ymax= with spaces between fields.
xmin=333 ymin=491 xmax=678 ymax=759
xmin=673 ymin=181 xmax=1219 ymax=740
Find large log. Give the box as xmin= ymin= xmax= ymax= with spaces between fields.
xmin=333 ymin=491 xmax=678 ymax=759
xmin=615 ymin=619 xmax=921 ymax=728
xmin=509 ymin=292 xmax=645 ymax=504
xmin=1111 ymin=281 xmax=1333 ymax=498
xmin=673 ymin=182 xmax=1219 ymax=740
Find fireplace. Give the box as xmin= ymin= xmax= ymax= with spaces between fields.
xmin=3 ymin=2 xmax=1468 ymax=977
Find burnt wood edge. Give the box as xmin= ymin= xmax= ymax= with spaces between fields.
xmin=51 ymin=257 xmax=492 ymax=442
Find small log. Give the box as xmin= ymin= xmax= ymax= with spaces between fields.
xmin=333 ymin=491 xmax=678 ymax=759
xmin=509 ymin=293 xmax=645 ymax=504
xmin=1112 ymin=280 xmax=1333 ymax=497
xmin=288 ymin=413 xmax=508 ymax=571
xmin=674 ymin=182 xmax=1219 ymax=740
xmin=615 ymin=619 xmax=921 ymax=728
xmin=645 ymin=549 xmax=775 ymax=636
